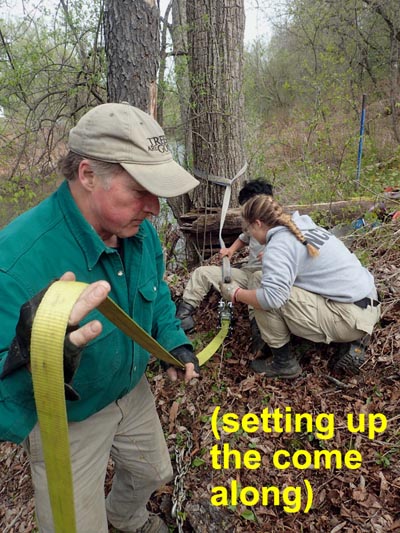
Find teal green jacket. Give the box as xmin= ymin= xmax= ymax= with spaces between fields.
xmin=0 ymin=181 xmax=189 ymax=444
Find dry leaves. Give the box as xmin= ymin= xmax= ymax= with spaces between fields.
xmin=1 ymin=224 xmax=399 ymax=532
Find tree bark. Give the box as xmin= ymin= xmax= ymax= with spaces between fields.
xmin=171 ymin=0 xmax=192 ymax=170
xmin=104 ymin=0 xmax=160 ymax=114
xmin=165 ymin=0 xmax=194 ymax=222
xmin=186 ymin=0 xmax=247 ymax=210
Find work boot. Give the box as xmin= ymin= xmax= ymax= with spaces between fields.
xmin=250 ymin=343 xmax=301 ymax=379
xmin=328 ymin=335 xmax=369 ymax=375
xmin=134 ymin=514 xmax=168 ymax=533
xmin=250 ymin=318 xmax=265 ymax=355
xmin=176 ymin=301 xmax=196 ymax=332
xmin=110 ymin=514 xmax=168 ymax=533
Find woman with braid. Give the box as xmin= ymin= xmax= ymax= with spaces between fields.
xmin=220 ymin=195 xmax=381 ymax=379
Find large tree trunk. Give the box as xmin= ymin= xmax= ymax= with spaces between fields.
xmin=104 ymin=0 xmax=160 ymax=115
xmin=157 ymin=0 xmax=173 ymax=127
xmin=171 ymin=0 xmax=193 ymax=170
xmin=184 ymin=0 xmax=246 ymax=262
xmin=187 ymin=0 xmax=246 ymax=209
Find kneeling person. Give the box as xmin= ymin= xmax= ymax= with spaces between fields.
xmin=221 ymin=195 xmax=380 ymax=378
xmin=176 ymin=178 xmax=272 ymax=354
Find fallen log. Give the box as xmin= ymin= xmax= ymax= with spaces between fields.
xmin=179 ymin=197 xmax=398 ymax=258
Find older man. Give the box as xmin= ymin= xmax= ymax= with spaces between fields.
xmin=0 ymin=103 xmax=199 ymax=533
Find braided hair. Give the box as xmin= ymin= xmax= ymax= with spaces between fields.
xmin=241 ymin=195 xmax=319 ymax=258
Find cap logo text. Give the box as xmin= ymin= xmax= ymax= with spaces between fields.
xmin=147 ymin=135 xmax=170 ymax=154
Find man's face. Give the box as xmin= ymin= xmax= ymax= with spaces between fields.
xmin=89 ymin=169 xmax=160 ymax=239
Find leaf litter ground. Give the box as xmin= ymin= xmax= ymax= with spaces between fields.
xmin=0 ymin=224 xmax=399 ymax=533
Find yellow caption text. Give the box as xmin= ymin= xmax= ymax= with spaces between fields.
xmin=209 ymin=406 xmax=387 ymax=514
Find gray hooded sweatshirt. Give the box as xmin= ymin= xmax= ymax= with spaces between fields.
xmin=256 ymin=211 xmax=377 ymax=310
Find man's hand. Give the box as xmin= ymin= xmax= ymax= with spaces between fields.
xmin=60 ymin=272 xmax=110 ymax=348
xmin=0 ymin=272 xmax=110 ymax=400
xmin=163 ymin=345 xmax=200 ymax=383
xmin=60 ymin=272 xmax=111 ymax=399
xmin=219 ymin=281 xmax=241 ymax=303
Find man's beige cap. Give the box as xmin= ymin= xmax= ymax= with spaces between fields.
xmin=68 ymin=103 xmax=199 ymax=197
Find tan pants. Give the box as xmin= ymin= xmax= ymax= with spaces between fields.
xmin=23 ymin=376 xmax=173 ymax=533
xmin=255 ymin=286 xmax=381 ymax=348
xmin=183 ymin=265 xmax=261 ymax=318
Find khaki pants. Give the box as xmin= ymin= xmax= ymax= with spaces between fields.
xmin=183 ymin=265 xmax=261 ymax=318
xmin=255 ymin=286 xmax=381 ymax=348
xmin=23 ymin=376 xmax=173 ymax=533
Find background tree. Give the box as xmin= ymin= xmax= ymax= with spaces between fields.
xmin=104 ymin=0 xmax=160 ymax=114
xmin=157 ymin=0 xmax=194 ymax=229
xmin=170 ymin=0 xmax=192 ymax=171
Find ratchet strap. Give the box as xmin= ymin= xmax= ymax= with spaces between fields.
xmin=30 ymin=280 xmax=231 ymax=532
xmin=217 ymin=163 xmax=248 ymax=283
xmin=219 ymin=163 xmax=247 ymax=283
xmin=193 ymin=163 xmax=248 ymax=284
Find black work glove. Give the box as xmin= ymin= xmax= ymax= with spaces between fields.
xmin=169 ymin=344 xmax=200 ymax=374
xmin=0 ymin=284 xmax=82 ymax=401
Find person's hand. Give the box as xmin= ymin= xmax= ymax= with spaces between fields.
xmin=219 ymin=280 xmax=241 ymax=303
xmin=60 ymin=272 xmax=110 ymax=348
xmin=0 ymin=272 xmax=110 ymax=400
xmin=55 ymin=272 xmax=111 ymax=399
xmin=220 ymin=247 xmax=234 ymax=259
xmin=163 ymin=345 xmax=200 ymax=383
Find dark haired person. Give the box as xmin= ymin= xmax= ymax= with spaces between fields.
xmin=221 ymin=195 xmax=380 ymax=379
xmin=176 ymin=178 xmax=273 ymax=353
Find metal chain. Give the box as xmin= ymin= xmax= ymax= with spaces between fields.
xmin=171 ymin=429 xmax=193 ymax=533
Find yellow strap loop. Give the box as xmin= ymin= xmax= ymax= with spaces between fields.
xmin=31 ymin=281 xmax=86 ymax=533
xmin=30 ymin=280 xmax=230 ymax=532
xmin=196 ymin=319 xmax=230 ymax=365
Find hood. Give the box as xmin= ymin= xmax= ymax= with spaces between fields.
xmin=267 ymin=210 xmax=318 ymax=242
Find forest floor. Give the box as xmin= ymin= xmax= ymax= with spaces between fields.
xmin=0 ymin=222 xmax=399 ymax=533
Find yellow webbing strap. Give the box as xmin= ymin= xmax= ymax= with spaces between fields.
xmin=97 ymin=296 xmax=184 ymax=368
xmin=196 ymin=319 xmax=230 ymax=365
xmin=30 ymin=280 xmax=230 ymax=532
xmin=98 ymin=296 xmax=230 ymax=368
xmin=30 ymin=281 xmax=86 ymax=533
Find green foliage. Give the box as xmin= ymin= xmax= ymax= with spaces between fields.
xmin=240 ymin=509 xmax=257 ymax=521
xmin=0 ymin=0 xmax=106 ymax=225
xmin=0 ymin=1 xmax=105 ymax=119
xmin=191 ymin=457 xmax=206 ymax=467
xmin=375 ymin=452 xmax=391 ymax=468
xmin=243 ymin=0 xmax=400 ymax=205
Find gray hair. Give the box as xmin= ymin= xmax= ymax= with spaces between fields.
xmin=58 ymin=151 xmax=124 ymax=187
